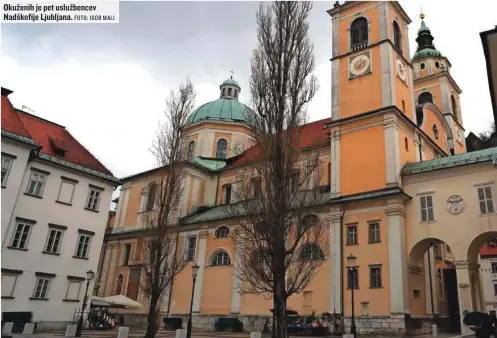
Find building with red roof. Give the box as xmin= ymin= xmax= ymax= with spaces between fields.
xmin=1 ymin=87 xmax=119 ymax=329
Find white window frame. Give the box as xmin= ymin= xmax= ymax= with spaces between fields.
xmin=86 ymin=186 xmax=103 ymax=211
xmin=184 ymin=235 xmax=197 ymax=261
xmin=1 ymin=155 xmax=14 ymax=187
xmin=64 ymin=279 xmax=83 ymax=301
xmin=1 ymin=273 xmax=19 ymax=298
xmin=369 ymin=265 xmax=382 ymax=288
xmin=420 ymin=194 xmax=435 ymax=222
xmin=57 ymin=178 xmax=77 ymax=205
xmin=347 ymin=224 xmax=357 ymax=245
xmin=10 ymin=220 xmax=34 ymax=250
xmin=75 ymin=233 xmax=92 ymax=259
xmin=368 ymin=222 xmax=380 ymax=243
xmin=32 ymin=277 xmax=51 ymax=299
xmin=26 ymin=170 xmax=47 ymax=197
xmin=477 ymin=185 xmax=495 ymax=215
xmin=44 ymin=226 xmax=65 ymax=254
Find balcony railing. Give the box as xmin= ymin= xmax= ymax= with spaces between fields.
xmin=350 ymin=41 xmax=368 ymax=52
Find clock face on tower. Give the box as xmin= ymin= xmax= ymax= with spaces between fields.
xmin=396 ymin=59 xmax=407 ymax=82
xmin=349 ymin=53 xmax=371 ymax=77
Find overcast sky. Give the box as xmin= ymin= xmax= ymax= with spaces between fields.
xmin=2 ymin=1 xmax=496 ymax=182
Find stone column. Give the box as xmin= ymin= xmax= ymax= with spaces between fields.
xmin=329 ymin=130 xmax=340 ymax=198
xmin=192 ymin=230 xmax=208 ymax=313
xmin=329 ymin=207 xmax=342 ymax=314
xmin=455 ymin=260 xmax=474 ymax=335
xmin=387 ymin=201 xmax=409 ymax=315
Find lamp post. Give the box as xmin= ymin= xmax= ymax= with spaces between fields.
xmin=186 ymin=263 xmax=200 ymax=338
xmin=347 ymin=254 xmax=357 ymax=338
xmin=75 ymin=270 xmax=95 ymax=337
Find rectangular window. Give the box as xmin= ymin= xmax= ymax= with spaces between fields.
xmin=65 ymin=281 xmax=82 ymax=300
xmin=185 ymin=236 xmax=197 ymax=261
xmin=123 ymin=244 xmax=131 ymax=266
xmin=347 ymin=225 xmax=357 ymax=245
xmin=478 ymin=186 xmax=494 ymax=214
xmin=420 ymin=195 xmax=435 ymax=222
xmin=370 ymin=266 xmax=382 ymax=288
xmin=347 ymin=268 xmax=358 ymax=289
xmin=1 ymin=156 xmax=14 ymax=187
xmin=33 ymin=278 xmax=51 ymax=299
xmin=26 ymin=171 xmax=47 ymax=197
xmin=290 ymin=170 xmax=300 ymax=193
xmin=10 ymin=222 xmax=32 ymax=249
xmin=368 ymin=222 xmax=380 ymax=243
xmin=223 ymin=185 xmax=232 ymax=205
xmin=493 ymin=284 xmax=497 ymax=296
xmin=86 ymin=187 xmax=102 ymax=211
xmin=433 ymin=244 xmax=442 ymax=259
xmin=1 ymin=274 xmax=18 ymax=298
xmin=45 ymin=228 xmax=63 ymax=254
xmin=57 ymin=180 xmax=76 ymax=204
xmin=75 ymin=234 xmax=91 ymax=258
xmin=491 ymin=262 xmax=497 ymax=273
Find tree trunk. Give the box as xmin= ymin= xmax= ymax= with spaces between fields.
xmin=144 ymin=291 xmax=159 ymax=338
xmin=274 ymin=274 xmax=288 ymax=338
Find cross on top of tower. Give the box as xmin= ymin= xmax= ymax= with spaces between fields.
xmin=229 ymin=68 xmax=235 ymax=79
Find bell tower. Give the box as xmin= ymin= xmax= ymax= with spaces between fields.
xmin=411 ymin=12 xmax=466 ymax=154
xmin=328 ymin=1 xmax=415 ymax=123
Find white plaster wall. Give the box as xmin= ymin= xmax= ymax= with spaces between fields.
xmin=1 ymin=139 xmax=31 ymax=241
xmin=1 ymin=158 xmax=115 ymax=323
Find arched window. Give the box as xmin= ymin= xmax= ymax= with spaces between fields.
xmin=405 ymin=137 xmax=409 ymax=151
xmin=301 ymin=243 xmax=324 ymax=261
xmin=211 ymin=250 xmax=231 ymax=266
xmin=350 ymin=17 xmax=368 ymax=49
xmin=115 ymin=274 xmax=123 ymax=295
xmin=146 ymin=183 xmax=157 ymax=211
xmin=301 ymin=214 xmax=319 ymax=233
xmin=215 ymin=226 xmax=230 ymax=238
xmin=435 ymin=61 xmax=440 ymax=68
xmin=216 ymin=139 xmax=228 ymax=159
xmin=418 ymin=92 xmax=433 ymax=105
xmin=451 ymin=95 xmax=458 ymax=121
xmin=188 ymin=141 xmax=195 ymax=159
xmin=221 ymin=88 xmax=226 ymax=97
xmin=234 ymin=89 xmax=238 ymax=98
xmin=223 ymin=184 xmax=232 ymax=204
xmin=393 ymin=21 xmax=402 ymax=53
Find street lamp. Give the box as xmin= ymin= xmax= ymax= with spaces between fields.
xmin=347 ymin=254 xmax=357 ymax=338
xmin=186 ymin=263 xmax=200 ymax=338
xmin=75 ymin=270 xmax=95 ymax=337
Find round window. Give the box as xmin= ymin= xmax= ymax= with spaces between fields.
xmin=420 ymin=63 xmax=425 ymax=70
xmin=435 ymin=61 xmax=440 ymax=68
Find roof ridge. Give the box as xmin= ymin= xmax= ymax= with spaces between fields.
xmin=15 ymin=108 xmax=66 ymax=129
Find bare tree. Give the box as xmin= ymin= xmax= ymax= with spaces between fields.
xmin=140 ymin=79 xmax=196 ymax=338
xmin=228 ymin=3 xmax=322 ymax=338
xmin=478 ymin=121 xmax=496 ymax=142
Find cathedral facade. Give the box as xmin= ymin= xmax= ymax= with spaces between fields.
xmin=96 ymin=1 xmax=497 ymax=335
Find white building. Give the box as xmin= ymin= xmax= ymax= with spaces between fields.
xmin=1 ymin=87 xmax=120 ymax=331
xmin=480 ymin=240 xmax=497 ymax=314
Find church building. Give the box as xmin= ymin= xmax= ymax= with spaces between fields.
xmin=96 ymin=1 xmax=497 ymax=335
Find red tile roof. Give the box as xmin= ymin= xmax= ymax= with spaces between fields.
xmin=1 ymin=88 xmax=114 ymax=176
xmin=228 ymin=117 xmax=332 ymax=167
xmin=480 ymin=241 xmax=497 ymax=257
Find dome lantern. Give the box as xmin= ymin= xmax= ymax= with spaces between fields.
xmin=219 ymin=69 xmax=241 ymax=100
xmin=412 ymin=12 xmax=442 ymax=61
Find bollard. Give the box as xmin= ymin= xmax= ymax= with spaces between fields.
xmin=1 ymin=322 xmax=13 ymax=335
xmin=64 ymin=324 xmax=77 ymax=337
xmin=117 ymin=326 xmax=129 ymax=338
xmin=23 ymin=323 xmax=36 ymax=335
xmin=250 ymin=332 xmax=262 ymax=338
xmin=175 ymin=328 xmax=187 ymax=338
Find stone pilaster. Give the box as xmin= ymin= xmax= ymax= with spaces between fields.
xmin=330 ymin=207 xmax=342 ymax=314
xmin=192 ymin=230 xmax=208 ymax=313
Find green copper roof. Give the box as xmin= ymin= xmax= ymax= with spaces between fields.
xmin=186 ymin=98 xmax=251 ymax=125
xmin=222 ymin=78 xmax=240 ymax=87
xmin=412 ymin=19 xmax=442 ymax=62
xmin=189 ymin=156 xmax=227 ymax=171
xmin=402 ymin=147 xmax=497 ymax=175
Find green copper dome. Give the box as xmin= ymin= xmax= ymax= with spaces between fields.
xmin=412 ymin=16 xmax=442 ymax=62
xmin=222 ymin=78 xmax=240 ymax=87
xmin=186 ymin=98 xmax=250 ymax=125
